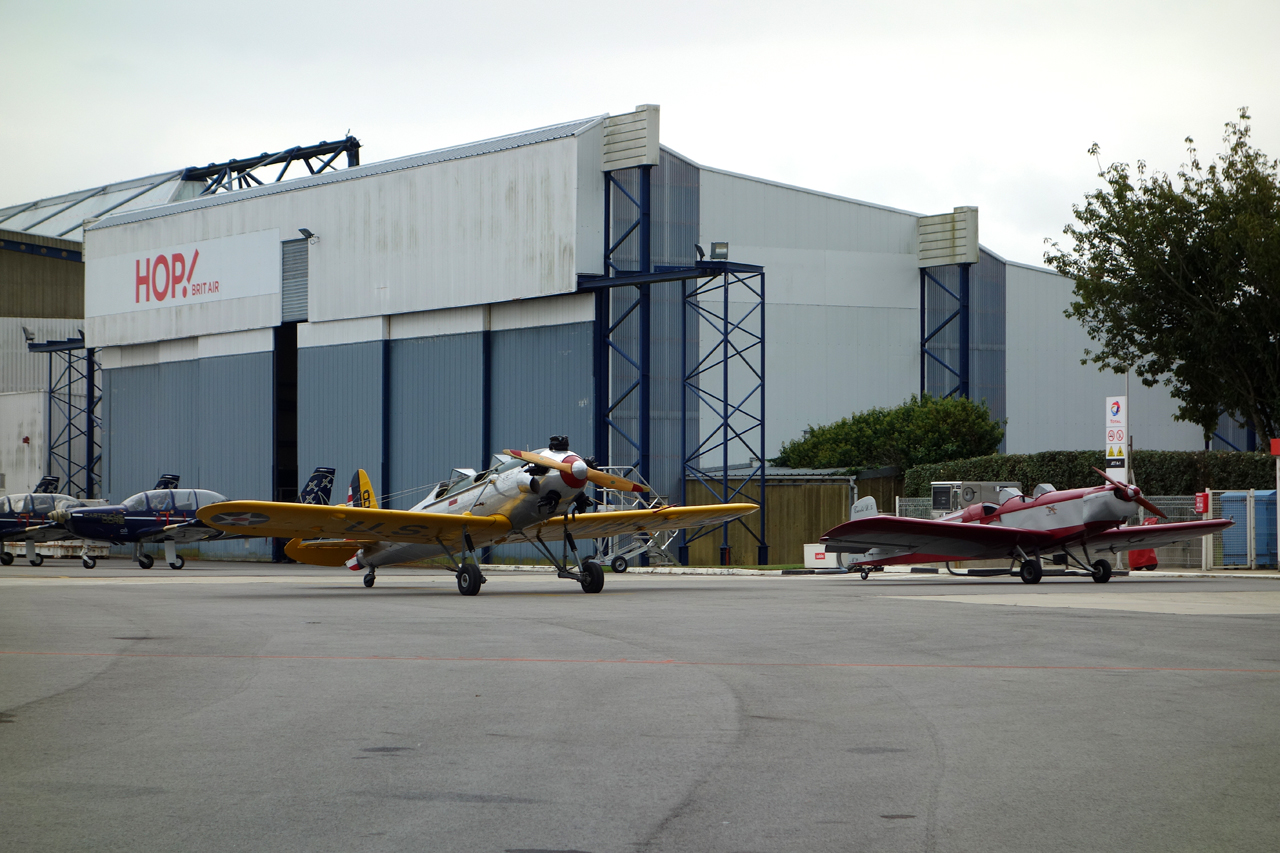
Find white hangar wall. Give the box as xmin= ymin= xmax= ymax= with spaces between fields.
xmin=83 ymin=117 xmax=608 ymax=349
xmin=1004 ymin=261 xmax=1202 ymax=454
xmin=696 ymin=167 xmax=922 ymax=460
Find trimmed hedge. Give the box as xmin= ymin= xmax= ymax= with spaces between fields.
xmin=904 ymin=450 xmax=1277 ymax=498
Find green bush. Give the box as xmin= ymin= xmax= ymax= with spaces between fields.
xmin=904 ymin=450 xmax=1276 ymax=497
xmin=775 ymin=394 xmax=1004 ymax=471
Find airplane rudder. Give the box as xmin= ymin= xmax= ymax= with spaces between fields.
xmin=299 ymin=467 xmax=336 ymax=505
xmin=347 ymin=469 xmax=378 ymax=509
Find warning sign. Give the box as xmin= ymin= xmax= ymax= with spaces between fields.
xmin=1105 ymin=396 xmax=1128 ymax=477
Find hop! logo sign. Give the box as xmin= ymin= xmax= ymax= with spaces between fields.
xmin=135 ymin=249 xmax=219 ymax=303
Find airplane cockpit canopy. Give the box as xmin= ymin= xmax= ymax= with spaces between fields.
xmin=122 ymin=489 xmax=228 ymax=513
xmin=3 ymin=493 xmax=86 ymax=515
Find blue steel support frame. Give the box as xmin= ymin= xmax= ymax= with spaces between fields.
xmin=678 ymin=266 xmax=767 ymax=566
xmin=920 ymin=263 xmax=972 ymax=399
xmin=596 ymin=165 xmax=654 ymax=486
xmin=28 ymin=335 xmax=100 ymax=499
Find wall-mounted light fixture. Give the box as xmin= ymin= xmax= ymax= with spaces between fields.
xmin=710 ymin=242 xmax=729 ymax=260
xmin=298 ymin=228 xmax=318 ymax=245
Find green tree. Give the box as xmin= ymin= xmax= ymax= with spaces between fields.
xmin=1046 ymin=109 xmax=1280 ymax=441
xmin=774 ymin=394 xmax=1005 ymax=471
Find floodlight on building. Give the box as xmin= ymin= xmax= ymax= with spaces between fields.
xmin=710 ymin=242 xmax=729 ymax=260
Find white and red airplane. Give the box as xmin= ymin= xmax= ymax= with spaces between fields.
xmin=196 ymin=436 xmax=757 ymax=595
xmin=820 ymin=469 xmax=1232 ymax=583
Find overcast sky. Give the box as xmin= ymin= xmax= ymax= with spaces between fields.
xmin=3 ymin=0 xmax=1277 ymax=267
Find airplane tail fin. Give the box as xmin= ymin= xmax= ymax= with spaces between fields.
xmin=33 ymin=475 xmax=60 ymax=494
xmin=154 ymin=474 xmax=180 ymax=490
xmin=850 ymin=495 xmax=879 ymax=521
xmin=347 ymin=469 xmax=378 ymax=509
xmin=298 ymin=467 xmax=336 ymax=505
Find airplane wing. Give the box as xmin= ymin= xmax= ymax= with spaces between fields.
xmin=16 ymin=522 xmax=80 ymax=544
xmin=820 ymin=515 xmax=1059 ymax=563
xmin=525 ymin=503 xmax=760 ymax=542
xmin=196 ymin=501 xmax=511 ymax=549
xmin=1083 ymin=518 xmax=1234 ymax=554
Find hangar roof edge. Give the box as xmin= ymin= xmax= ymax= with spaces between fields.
xmin=87 ymin=114 xmax=608 ymax=232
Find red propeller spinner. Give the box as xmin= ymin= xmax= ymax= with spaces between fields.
xmin=1092 ymin=467 xmax=1167 ymax=519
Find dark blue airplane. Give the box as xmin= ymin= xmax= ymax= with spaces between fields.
xmin=0 ymin=476 xmax=99 ymax=566
xmin=52 ymin=468 xmax=336 ymax=570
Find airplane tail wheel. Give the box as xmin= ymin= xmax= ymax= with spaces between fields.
xmin=169 ymin=556 xmax=185 ymax=570
xmin=29 ymin=553 xmax=44 ymax=567
xmin=1091 ymin=559 xmax=1112 ymax=583
xmin=580 ymin=560 xmax=605 ymax=594
xmin=861 ymin=570 xmax=870 ymax=580
xmin=138 ymin=553 xmax=154 ymax=570
xmin=610 ymin=555 xmax=628 ymax=573
xmin=1019 ymin=559 xmax=1042 ymax=584
xmin=82 ymin=556 xmax=97 ymax=570
xmin=1 ymin=551 xmax=13 ymax=566
xmin=456 ymin=561 xmax=483 ymax=596
xmin=363 ymin=572 xmax=376 ymax=588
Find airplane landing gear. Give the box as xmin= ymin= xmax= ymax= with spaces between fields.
xmin=580 ymin=560 xmax=604 ymax=593
xmin=456 ymin=561 xmax=483 ymax=596
xmin=861 ymin=569 xmax=870 ymax=580
xmin=1019 ymin=559 xmax=1043 ymax=584
xmin=83 ymin=556 xmax=97 ymax=570
xmin=138 ymin=553 xmax=154 ymax=569
xmin=1091 ymin=558 xmax=1112 ymax=583
xmin=363 ymin=572 xmax=376 ymax=588
xmin=164 ymin=540 xmax=183 ymax=569
xmin=1 ymin=551 xmax=13 ymax=565
xmin=25 ymin=542 xmax=42 ymax=566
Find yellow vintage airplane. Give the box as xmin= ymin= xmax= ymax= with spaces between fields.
xmin=196 ymin=435 xmax=757 ymax=595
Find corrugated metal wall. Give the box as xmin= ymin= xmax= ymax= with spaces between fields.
xmin=101 ymin=351 xmax=273 ymax=559
xmin=297 ymin=341 xmax=384 ymax=503
xmin=388 ymin=332 xmax=483 ymax=509
xmin=490 ymin=322 xmax=594 ymax=459
xmin=922 ymin=249 xmax=1007 ymax=438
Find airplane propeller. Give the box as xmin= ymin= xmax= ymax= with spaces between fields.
xmin=504 ymin=449 xmax=648 ymax=493
xmin=1092 ymin=467 xmax=1167 ymax=518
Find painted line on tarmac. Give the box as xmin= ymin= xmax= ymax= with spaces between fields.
xmin=1 ymin=649 xmax=1276 ymax=674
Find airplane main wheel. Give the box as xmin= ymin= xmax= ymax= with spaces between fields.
xmin=137 ymin=553 xmax=154 ymax=569
xmin=29 ymin=553 xmax=44 ymax=567
xmin=1091 ymin=559 xmax=1112 ymax=583
xmin=611 ymin=555 xmax=628 ymax=573
xmin=82 ymin=556 xmax=97 ymax=570
xmin=456 ymin=561 xmax=482 ymax=596
xmin=1 ymin=551 xmax=13 ymax=566
xmin=580 ymin=560 xmax=605 ymax=594
xmin=1019 ymin=559 xmax=1042 ymax=584
xmin=169 ymin=556 xmax=185 ymax=570
xmin=363 ymin=573 xmax=375 ymax=588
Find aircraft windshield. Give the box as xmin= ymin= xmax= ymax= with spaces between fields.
xmin=147 ymin=490 xmax=174 ymax=512
xmin=192 ymin=490 xmax=226 ymax=506
xmin=0 ymin=497 xmax=9 ymax=513
xmin=29 ymin=495 xmax=56 ymax=515
xmin=173 ymin=490 xmax=198 ymax=511
xmin=122 ymin=493 xmax=149 ymax=512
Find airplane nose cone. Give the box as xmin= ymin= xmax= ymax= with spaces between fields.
xmin=571 ymin=458 xmax=589 ymax=482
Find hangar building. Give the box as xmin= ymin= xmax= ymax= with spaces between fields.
xmin=4 ymin=105 xmax=1217 ymax=560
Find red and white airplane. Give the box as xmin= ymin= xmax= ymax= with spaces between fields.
xmin=196 ymin=436 xmax=757 ymax=595
xmin=820 ymin=469 xmax=1232 ymax=583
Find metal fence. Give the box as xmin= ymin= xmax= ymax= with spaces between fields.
xmin=895 ymin=492 xmax=1273 ymax=570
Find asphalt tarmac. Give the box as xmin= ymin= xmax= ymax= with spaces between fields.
xmin=2 ymin=561 xmax=1277 ymax=853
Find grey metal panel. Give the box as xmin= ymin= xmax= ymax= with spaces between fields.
xmin=490 ymin=322 xmax=594 ymax=459
xmin=489 ymin=321 xmax=593 ymax=561
xmin=388 ymin=332 xmax=483 ymax=509
xmin=101 ymin=351 xmax=273 ymax=559
xmin=297 ymin=341 xmax=384 ymax=503
xmin=90 ymin=117 xmax=606 ymax=230
xmin=0 ymin=318 xmax=85 ymax=394
xmin=281 ymin=239 xmax=308 ymax=322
